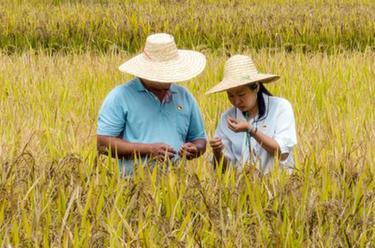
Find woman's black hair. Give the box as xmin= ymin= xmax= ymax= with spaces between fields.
xmin=249 ymin=83 xmax=272 ymax=119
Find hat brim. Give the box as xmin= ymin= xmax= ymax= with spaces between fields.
xmin=119 ymin=50 xmax=206 ymax=83
xmin=205 ymin=73 xmax=280 ymax=95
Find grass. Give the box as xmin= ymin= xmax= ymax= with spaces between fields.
xmin=0 ymin=50 xmax=374 ymax=246
xmin=0 ymin=1 xmax=374 ymax=53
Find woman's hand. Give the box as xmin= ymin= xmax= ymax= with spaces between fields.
xmin=209 ymin=137 xmax=229 ymax=170
xmin=209 ymin=137 xmax=224 ymax=154
xmin=227 ymin=116 xmax=250 ymax=133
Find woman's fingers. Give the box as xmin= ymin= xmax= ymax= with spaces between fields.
xmin=227 ymin=116 xmax=236 ymax=123
xmin=214 ymin=143 xmax=224 ymax=150
xmin=228 ymin=123 xmax=236 ymax=132
xmin=227 ymin=117 xmax=239 ymax=131
xmin=227 ymin=117 xmax=238 ymax=125
xmin=209 ymin=137 xmax=221 ymax=143
xmin=209 ymin=137 xmax=223 ymax=150
xmin=209 ymin=137 xmax=220 ymax=144
xmin=209 ymin=141 xmax=220 ymax=148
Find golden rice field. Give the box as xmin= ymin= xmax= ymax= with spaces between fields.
xmin=0 ymin=1 xmax=374 ymax=53
xmin=1 ymin=1 xmax=375 ymax=247
xmin=1 ymin=50 xmax=374 ymax=247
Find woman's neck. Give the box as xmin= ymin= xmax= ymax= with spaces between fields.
xmin=247 ymin=104 xmax=259 ymax=119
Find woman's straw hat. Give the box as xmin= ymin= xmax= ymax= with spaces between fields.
xmin=206 ymin=55 xmax=279 ymax=94
xmin=119 ymin=33 xmax=206 ymax=83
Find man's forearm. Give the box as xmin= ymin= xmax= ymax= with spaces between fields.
xmin=97 ymin=135 xmax=150 ymax=159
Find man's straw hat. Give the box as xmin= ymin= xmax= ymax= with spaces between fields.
xmin=206 ymin=55 xmax=279 ymax=94
xmin=119 ymin=33 xmax=206 ymax=83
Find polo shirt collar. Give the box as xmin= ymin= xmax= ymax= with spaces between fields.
xmin=133 ymin=77 xmax=178 ymax=94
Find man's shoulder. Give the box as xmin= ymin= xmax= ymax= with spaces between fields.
xmin=115 ymin=78 xmax=139 ymax=91
xmin=106 ymin=78 xmax=138 ymax=99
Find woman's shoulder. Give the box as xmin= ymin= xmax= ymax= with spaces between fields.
xmin=220 ymin=107 xmax=236 ymax=119
xmin=267 ymin=95 xmax=293 ymax=111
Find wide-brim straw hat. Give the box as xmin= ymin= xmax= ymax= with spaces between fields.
xmin=119 ymin=33 xmax=206 ymax=83
xmin=206 ymin=55 xmax=279 ymax=94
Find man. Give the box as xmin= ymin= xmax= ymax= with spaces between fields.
xmin=97 ymin=33 xmax=207 ymax=176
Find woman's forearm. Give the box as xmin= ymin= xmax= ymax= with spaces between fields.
xmin=213 ymin=150 xmax=229 ymax=170
xmin=250 ymin=130 xmax=283 ymax=157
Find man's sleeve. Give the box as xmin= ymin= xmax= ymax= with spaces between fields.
xmin=186 ymin=97 xmax=206 ymax=141
xmin=97 ymin=88 xmax=127 ymax=137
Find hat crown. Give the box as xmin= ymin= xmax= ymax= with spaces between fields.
xmin=143 ymin=33 xmax=179 ymax=62
xmin=223 ymin=55 xmax=259 ymax=81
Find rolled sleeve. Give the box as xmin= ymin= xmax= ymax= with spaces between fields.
xmin=97 ymin=88 xmax=127 ymax=137
xmin=274 ymin=100 xmax=297 ymax=156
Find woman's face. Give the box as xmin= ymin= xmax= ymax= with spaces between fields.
xmin=226 ymin=84 xmax=258 ymax=112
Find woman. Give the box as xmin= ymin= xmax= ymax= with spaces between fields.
xmin=206 ymin=55 xmax=297 ymax=174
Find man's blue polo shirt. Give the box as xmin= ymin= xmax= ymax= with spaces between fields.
xmin=97 ymin=77 xmax=206 ymax=174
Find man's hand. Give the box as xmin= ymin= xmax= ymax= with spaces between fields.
xmin=179 ymin=142 xmax=200 ymax=160
xmin=148 ymin=143 xmax=176 ymax=161
xmin=227 ymin=116 xmax=250 ymax=133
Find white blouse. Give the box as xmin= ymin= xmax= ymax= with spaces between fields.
xmin=214 ymin=94 xmax=297 ymax=174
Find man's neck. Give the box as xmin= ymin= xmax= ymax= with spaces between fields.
xmin=141 ymin=79 xmax=171 ymax=102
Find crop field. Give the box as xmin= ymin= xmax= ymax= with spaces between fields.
xmin=0 ymin=1 xmax=374 ymax=247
